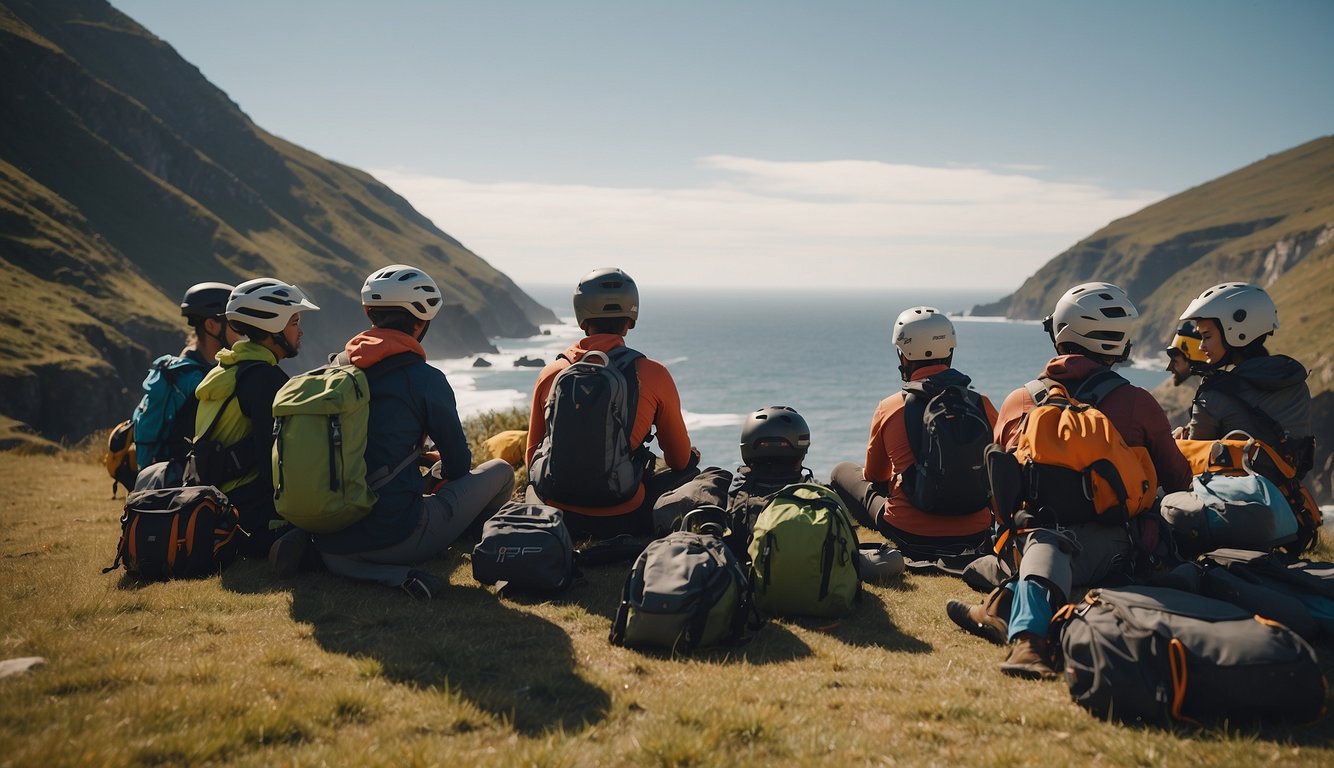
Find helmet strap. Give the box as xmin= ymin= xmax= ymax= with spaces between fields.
xmin=272 ymin=329 xmax=298 ymax=360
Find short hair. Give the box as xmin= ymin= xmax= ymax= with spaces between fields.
xmin=228 ymin=319 xmax=268 ymax=340
xmin=584 ymin=316 xmax=631 ymax=335
xmin=366 ymin=306 xmax=418 ymax=334
xmin=1056 ymin=342 xmax=1119 ymax=367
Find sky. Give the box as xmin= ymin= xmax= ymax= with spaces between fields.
xmin=112 ymin=0 xmax=1334 ymax=293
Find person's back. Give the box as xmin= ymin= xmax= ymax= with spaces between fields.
xmin=190 ymin=278 xmax=318 ymax=557
xmin=526 ymin=268 xmax=697 ymax=538
xmin=313 ymin=327 xmax=472 ymax=554
xmin=831 ymin=307 xmax=997 ymax=564
xmin=994 ymin=354 xmax=1191 ymax=483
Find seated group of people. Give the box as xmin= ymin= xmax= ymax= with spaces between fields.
xmin=127 ymin=267 xmax=1317 ymax=680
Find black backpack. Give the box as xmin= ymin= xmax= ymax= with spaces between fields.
xmin=1055 ymin=586 xmax=1325 ymax=726
xmin=472 ymin=502 xmax=579 ymax=592
xmin=103 ymin=485 xmax=243 ymax=580
xmin=529 ymin=347 xmax=648 ymax=507
xmin=900 ymin=379 xmax=992 ymax=515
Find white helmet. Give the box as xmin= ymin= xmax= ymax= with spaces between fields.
xmin=361 ymin=264 xmax=442 ymax=321
xmin=226 ymin=278 xmax=320 ymax=334
xmin=1179 ymin=282 xmax=1278 ymax=347
xmin=893 ymin=306 xmax=955 ymax=361
xmin=1046 ymin=282 xmax=1138 ymax=359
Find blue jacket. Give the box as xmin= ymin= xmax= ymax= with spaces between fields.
xmin=314 ymin=328 xmax=472 ymax=554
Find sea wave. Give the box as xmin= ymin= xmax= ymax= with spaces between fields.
xmin=683 ymin=410 xmax=745 ymax=430
xmin=953 ymin=315 xmax=1043 ymax=325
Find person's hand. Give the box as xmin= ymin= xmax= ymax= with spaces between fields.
xmin=687 ymin=446 xmax=701 ymax=470
xmin=1171 ymin=426 xmax=1186 ymax=440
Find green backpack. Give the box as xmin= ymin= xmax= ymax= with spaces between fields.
xmin=748 ymin=483 xmax=860 ymax=618
xmin=271 ymin=355 xmax=419 ymax=533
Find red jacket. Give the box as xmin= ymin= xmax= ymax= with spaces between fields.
xmin=863 ymin=364 xmax=998 ymax=537
xmin=526 ymin=334 xmax=692 ymax=516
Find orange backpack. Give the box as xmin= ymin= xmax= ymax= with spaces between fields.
xmin=1012 ymin=372 xmax=1157 ymax=526
xmin=1175 ymin=431 xmax=1322 ymax=554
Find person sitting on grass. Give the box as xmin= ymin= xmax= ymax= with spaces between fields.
xmin=295 ymin=265 xmax=515 ymax=599
xmin=945 ymin=282 xmax=1190 ymax=679
xmin=189 ymin=278 xmax=319 ymax=559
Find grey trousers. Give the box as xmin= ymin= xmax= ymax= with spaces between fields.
xmin=320 ymin=459 xmax=515 ymax=587
xmin=1016 ymin=522 xmax=1131 ymax=602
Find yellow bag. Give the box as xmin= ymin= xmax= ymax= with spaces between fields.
xmin=483 ymin=429 xmax=529 ymax=467
xmin=105 ymin=419 xmax=137 ymax=497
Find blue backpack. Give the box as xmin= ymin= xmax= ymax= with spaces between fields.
xmin=131 ymin=354 xmax=208 ymax=468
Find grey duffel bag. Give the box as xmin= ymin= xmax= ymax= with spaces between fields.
xmin=1055 ymin=586 xmax=1324 ymax=726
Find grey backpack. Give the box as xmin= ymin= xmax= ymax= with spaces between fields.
xmin=472 ymin=503 xmax=577 ymax=591
xmin=610 ymin=507 xmax=753 ymax=652
xmin=1055 ymin=586 xmax=1325 ymax=725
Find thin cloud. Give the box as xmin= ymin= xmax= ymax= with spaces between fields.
xmin=370 ymin=158 xmax=1163 ymax=290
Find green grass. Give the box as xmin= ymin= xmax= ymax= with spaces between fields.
xmin=2 ymin=442 xmax=1333 ymax=766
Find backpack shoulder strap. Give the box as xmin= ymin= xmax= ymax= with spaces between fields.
xmin=1024 ymin=378 xmax=1052 ymax=406
xmin=607 ymin=345 xmax=646 ymax=446
xmin=900 ymin=381 xmax=933 ymax=461
xmin=1072 ymin=368 xmax=1128 ymax=406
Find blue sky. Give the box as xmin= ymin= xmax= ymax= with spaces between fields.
xmin=113 ymin=0 xmax=1334 ymax=291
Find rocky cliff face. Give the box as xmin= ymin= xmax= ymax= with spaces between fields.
xmin=0 ymin=0 xmax=556 ymax=445
xmin=972 ymin=136 xmax=1334 ymax=502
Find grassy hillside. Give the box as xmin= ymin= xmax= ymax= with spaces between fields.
xmin=973 ymin=136 xmax=1334 ymax=500
xmin=0 ymin=0 xmax=555 ymax=445
xmin=3 ymin=447 xmax=1333 ymax=767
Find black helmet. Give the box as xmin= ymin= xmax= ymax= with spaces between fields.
xmin=180 ymin=282 xmax=234 ymax=319
xmin=740 ymin=406 xmax=810 ymax=465
xmin=573 ymin=267 xmax=639 ymax=330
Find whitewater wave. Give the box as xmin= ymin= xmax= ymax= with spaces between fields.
xmin=954 ymin=315 xmax=1042 ymax=325
xmin=683 ymin=410 xmax=745 ymax=431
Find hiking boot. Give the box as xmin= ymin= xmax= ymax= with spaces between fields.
xmin=268 ymin=529 xmax=311 ymax=579
xmin=858 ymin=545 xmax=906 ymax=583
xmin=999 ymin=632 xmax=1060 ymax=680
xmin=946 ymin=599 xmax=1008 ymax=645
xmin=401 ymin=569 xmax=448 ymax=600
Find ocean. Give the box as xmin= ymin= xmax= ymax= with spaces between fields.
xmin=434 ymin=285 xmax=1171 ymax=478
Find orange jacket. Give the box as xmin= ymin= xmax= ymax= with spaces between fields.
xmin=863 ymin=364 xmax=998 ymax=537
xmin=526 ymin=334 xmax=692 ymax=516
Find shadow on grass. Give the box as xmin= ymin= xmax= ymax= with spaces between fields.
xmin=221 ymin=557 xmax=610 ymax=736
xmin=838 ymin=591 xmax=933 ymax=652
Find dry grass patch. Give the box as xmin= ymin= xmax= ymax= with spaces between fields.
xmin=1 ymin=449 xmax=1332 ymax=767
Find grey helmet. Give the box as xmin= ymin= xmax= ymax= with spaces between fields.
xmin=573 ymin=267 xmax=639 ymax=330
xmin=180 ymin=282 xmax=234 ymax=319
xmin=740 ymin=406 xmax=811 ymax=465
xmin=1179 ymin=282 xmax=1278 ymax=347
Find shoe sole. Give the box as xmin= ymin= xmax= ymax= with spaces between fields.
xmin=999 ymin=662 xmax=1060 ymax=681
xmin=945 ymin=600 xmax=1008 ymax=646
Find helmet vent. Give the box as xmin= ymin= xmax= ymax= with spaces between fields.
xmin=1233 ymin=309 xmax=1247 ymax=322
xmin=1100 ymin=306 xmax=1128 ymax=318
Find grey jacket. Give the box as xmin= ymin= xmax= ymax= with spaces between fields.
xmin=1186 ymin=354 xmax=1312 ymax=445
